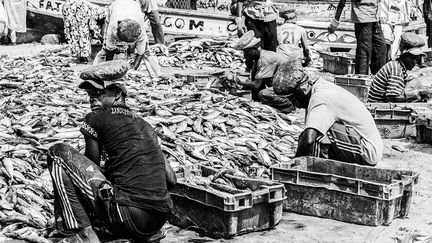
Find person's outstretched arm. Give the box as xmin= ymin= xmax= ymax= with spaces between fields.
xmin=328 ymin=0 xmax=346 ymax=33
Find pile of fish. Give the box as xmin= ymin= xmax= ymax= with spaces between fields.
xmin=154 ymin=38 xmax=244 ymax=70
xmin=0 ymin=43 xmax=302 ymax=242
xmin=126 ymin=70 xmax=301 ymax=177
xmin=0 ymin=48 xmax=89 ymax=242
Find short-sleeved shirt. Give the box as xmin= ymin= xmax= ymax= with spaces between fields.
xmin=368 ymin=60 xmax=407 ymax=102
xmin=351 ymin=0 xmax=379 ymax=23
xmin=305 ymin=78 xmax=383 ymax=164
xmin=238 ymin=0 xmax=278 ymax=22
xmin=80 ymin=105 xmax=173 ymax=213
xmin=104 ymin=0 xmax=148 ymax=55
xmin=277 ymin=23 xmax=307 ymax=47
xmin=255 ymin=50 xmax=288 ymax=79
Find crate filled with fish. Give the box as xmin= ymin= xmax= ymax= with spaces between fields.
xmin=271 ymin=156 xmax=419 ymax=226
xmin=169 ymin=164 xmax=285 ymax=238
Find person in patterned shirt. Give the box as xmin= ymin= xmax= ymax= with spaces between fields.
xmin=49 ymin=78 xmax=176 ymax=243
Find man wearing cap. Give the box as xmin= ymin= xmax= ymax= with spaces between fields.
xmin=233 ymin=30 xmax=296 ymax=112
xmin=368 ymin=32 xmax=426 ymax=102
xmin=277 ymin=7 xmax=312 ymax=67
xmin=273 ymin=62 xmax=383 ymax=165
xmin=49 ymin=76 xmax=176 ymax=242
xmin=233 ymin=0 xmax=278 ymax=72
xmin=328 ymin=0 xmax=387 ymax=75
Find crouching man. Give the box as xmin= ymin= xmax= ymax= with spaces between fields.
xmin=235 ymin=30 xmax=300 ymax=112
xmin=368 ymin=32 xmax=427 ymax=102
xmin=48 ymin=79 xmax=176 ymax=243
xmin=274 ymin=63 xmax=383 ymax=165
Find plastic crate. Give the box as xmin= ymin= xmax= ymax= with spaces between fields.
xmin=335 ymin=74 xmax=373 ymax=102
xmin=271 ymin=156 xmax=419 ymax=226
xmin=415 ymin=124 xmax=432 ymax=144
xmin=364 ymin=103 xmax=425 ymax=138
xmin=169 ymin=165 xmax=285 ymax=238
xmin=320 ymin=52 xmax=356 ymax=75
xmin=415 ymin=110 xmax=432 ymax=144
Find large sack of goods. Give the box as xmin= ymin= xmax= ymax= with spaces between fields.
xmin=79 ymin=60 xmax=130 ymax=81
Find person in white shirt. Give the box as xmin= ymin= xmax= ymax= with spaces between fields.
xmin=273 ymin=62 xmax=383 ymax=165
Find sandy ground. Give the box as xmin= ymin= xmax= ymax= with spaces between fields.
xmin=2 ymin=43 xmax=432 ymax=243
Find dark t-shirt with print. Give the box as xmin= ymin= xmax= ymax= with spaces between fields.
xmin=80 ymin=105 xmax=172 ymax=213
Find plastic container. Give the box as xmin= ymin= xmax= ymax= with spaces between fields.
xmin=271 ymin=156 xmax=419 ymax=226
xmin=320 ymin=52 xmax=356 ymax=75
xmin=415 ymin=110 xmax=432 ymax=144
xmin=169 ymin=165 xmax=285 ymax=238
xmin=365 ymin=103 xmax=432 ymax=138
xmin=335 ymin=74 xmax=373 ymax=102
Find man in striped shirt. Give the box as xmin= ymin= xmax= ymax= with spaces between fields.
xmin=368 ymin=37 xmax=426 ymax=102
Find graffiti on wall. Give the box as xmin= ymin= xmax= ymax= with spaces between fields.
xmin=305 ymin=29 xmax=357 ymax=44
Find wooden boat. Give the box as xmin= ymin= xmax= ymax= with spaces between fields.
xmin=25 ymin=0 xmax=425 ymax=49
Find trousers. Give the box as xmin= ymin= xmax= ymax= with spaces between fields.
xmin=258 ymin=87 xmax=294 ymax=113
xmin=312 ymin=122 xmax=375 ymax=166
xmin=47 ymin=143 xmax=167 ymax=241
xmin=354 ymin=22 xmax=387 ymax=75
xmin=147 ymin=10 xmax=164 ymax=44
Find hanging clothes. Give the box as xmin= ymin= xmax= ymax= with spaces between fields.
xmin=0 ymin=1 xmax=8 ymax=36
xmin=4 ymin=0 xmax=26 ymax=33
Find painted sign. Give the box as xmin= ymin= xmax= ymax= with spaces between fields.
xmin=159 ymin=10 xmax=237 ymax=37
xmin=27 ymin=0 xmax=64 ymax=17
xmin=297 ymin=20 xmax=356 ymax=48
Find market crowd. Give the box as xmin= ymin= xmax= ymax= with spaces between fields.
xmin=1 ymin=0 xmax=428 ymax=242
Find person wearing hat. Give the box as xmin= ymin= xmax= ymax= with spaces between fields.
xmin=273 ymin=61 xmax=383 ymax=165
xmin=235 ymin=30 xmax=293 ymax=105
xmin=328 ymin=0 xmax=387 ymax=75
xmin=368 ymin=32 xmax=426 ymax=102
xmin=233 ymin=0 xmax=279 ymax=72
xmin=49 ymin=77 xmax=176 ymax=243
xmin=277 ymin=7 xmax=312 ymax=67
